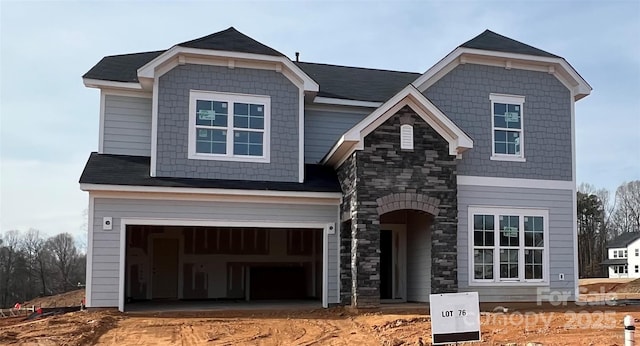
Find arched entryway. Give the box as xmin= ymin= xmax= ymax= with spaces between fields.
xmin=378 ymin=193 xmax=438 ymax=302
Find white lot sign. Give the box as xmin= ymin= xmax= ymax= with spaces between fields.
xmin=429 ymin=292 xmax=481 ymax=344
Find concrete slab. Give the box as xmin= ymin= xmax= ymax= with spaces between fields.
xmin=124 ymin=300 xmax=322 ymax=313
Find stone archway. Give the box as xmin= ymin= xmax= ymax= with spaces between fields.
xmin=376 ymin=192 xmax=440 ymax=216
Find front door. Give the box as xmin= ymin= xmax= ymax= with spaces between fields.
xmin=380 ymin=230 xmax=393 ymax=299
xmin=379 ymin=225 xmax=407 ymax=301
xmin=152 ymin=238 xmax=178 ymax=299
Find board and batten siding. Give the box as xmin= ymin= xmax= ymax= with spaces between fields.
xmin=457 ymin=184 xmax=576 ymax=302
xmin=102 ymin=95 xmax=152 ymax=156
xmin=304 ymin=108 xmax=368 ymax=163
xmin=90 ymin=197 xmax=340 ymax=308
xmin=406 ymin=212 xmax=432 ymax=302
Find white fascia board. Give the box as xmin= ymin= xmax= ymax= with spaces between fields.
xmin=457 ymin=175 xmax=575 ymax=190
xmin=137 ymin=46 xmax=319 ymax=92
xmin=412 ymin=47 xmax=591 ymax=101
xmin=313 ymin=96 xmax=382 ymax=108
xmin=79 ymin=183 xmax=342 ymax=199
xmin=83 ymin=78 xmax=142 ymax=90
xmin=322 ymin=85 xmax=473 ymax=166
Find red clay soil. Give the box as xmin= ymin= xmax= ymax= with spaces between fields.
xmin=0 ymin=305 xmax=638 ymax=345
xmin=22 ymin=289 xmax=85 ymax=308
xmin=615 ymin=279 xmax=640 ymax=293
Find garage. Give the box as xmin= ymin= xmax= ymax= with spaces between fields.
xmin=124 ymin=225 xmax=323 ymax=306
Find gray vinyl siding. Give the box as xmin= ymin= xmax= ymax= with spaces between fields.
xmin=102 ymin=95 xmax=152 ymax=156
xmin=457 ymin=185 xmax=576 ymax=302
xmin=156 ymin=64 xmax=300 ymax=182
xmin=89 ymin=197 xmax=340 ymax=308
xmin=304 ymin=108 xmax=368 ymax=163
xmin=424 ymin=64 xmax=573 ymax=181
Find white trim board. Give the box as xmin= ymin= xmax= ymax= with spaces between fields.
xmin=457 ymin=176 xmax=574 ymax=190
xmin=117 ymin=218 xmax=333 ymax=311
xmin=313 ymin=96 xmax=382 ymax=108
xmin=80 ymin=183 xmax=342 ymax=200
xmin=86 ymin=196 xmax=95 ymax=307
xmin=137 ymin=46 xmax=319 ymax=93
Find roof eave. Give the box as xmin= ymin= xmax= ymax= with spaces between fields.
xmin=83 ymin=78 xmax=143 ymax=90
xmin=413 ymin=47 xmax=592 ymax=102
xmin=136 ymin=46 xmax=319 ymax=92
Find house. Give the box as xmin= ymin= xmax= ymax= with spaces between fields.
xmin=80 ymin=28 xmax=591 ymax=311
xmin=602 ymin=232 xmax=640 ymax=278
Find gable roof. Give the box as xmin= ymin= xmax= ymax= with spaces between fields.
xmin=322 ymin=85 xmax=473 ymax=167
xmin=460 ymin=30 xmax=560 ymax=58
xmin=80 ymin=152 xmax=341 ymax=193
xmin=607 ymin=232 xmax=640 ymax=249
xmin=295 ymin=62 xmax=420 ymax=102
xmin=177 ymin=27 xmax=285 ymax=57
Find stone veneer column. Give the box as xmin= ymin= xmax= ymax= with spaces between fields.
xmin=337 ymin=106 xmax=459 ymax=307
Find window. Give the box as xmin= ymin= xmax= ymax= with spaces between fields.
xmin=624 ymin=250 xmax=628 ymax=258
xmin=636 ymin=248 xmax=639 ymax=257
xmin=188 ymin=91 xmax=270 ymax=163
xmin=490 ymin=94 xmax=525 ymax=162
xmin=635 ymin=265 xmax=639 ymax=273
xmin=614 ymin=251 xmax=618 ymax=258
xmin=470 ymin=207 xmax=548 ymax=284
xmin=614 ymin=265 xmax=628 ymax=274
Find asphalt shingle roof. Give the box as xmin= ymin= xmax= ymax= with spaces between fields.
xmin=460 ymin=30 xmax=559 ymax=58
xmin=601 ymin=258 xmax=628 ymax=265
xmin=79 ymin=153 xmax=341 ymax=193
xmin=606 ymin=232 xmax=640 ymax=249
xmin=178 ymin=27 xmax=285 ymax=57
xmin=82 ymin=29 xmax=562 ymax=102
xmin=294 ymin=62 xmax=419 ymax=102
xmin=83 ymin=50 xmax=164 ymax=83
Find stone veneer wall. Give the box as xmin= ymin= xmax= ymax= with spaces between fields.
xmin=337 ymin=106 xmax=459 ymax=307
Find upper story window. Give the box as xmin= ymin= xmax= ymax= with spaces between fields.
xmin=188 ymin=91 xmax=270 ymax=163
xmin=469 ymin=207 xmax=548 ymax=285
xmin=490 ymin=94 xmax=525 ymax=162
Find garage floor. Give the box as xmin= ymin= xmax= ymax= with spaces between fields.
xmin=125 ymin=300 xmax=322 ymax=313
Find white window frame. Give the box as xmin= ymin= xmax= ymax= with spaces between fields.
xmin=188 ymin=90 xmax=271 ymax=163
xmin=468 ymin=206 xmax=549 ymax=286
xmin=490 ymin=94 xmax=526 ymax=162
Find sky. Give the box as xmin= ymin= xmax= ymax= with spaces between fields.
xmin=1 ymin=0 xmax=639 ymax=240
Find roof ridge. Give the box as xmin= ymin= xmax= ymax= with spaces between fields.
xmin=295 ymin=61 xmax=420 ymax=75
xmin=102 ymin=50 xmax=166 ymax=59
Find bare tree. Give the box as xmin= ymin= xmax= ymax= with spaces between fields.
xmin=22 ymin=229 xmax=51 ymax=296
xmin=611 ymin=181 xmax=640 ymax=234
xmin=46 ymin=233 xmax=79 ymax=292
xmin=0 ymin=231 xmax=21 ymax=307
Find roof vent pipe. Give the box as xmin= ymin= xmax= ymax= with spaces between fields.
xmin=295 ymin=52 xmax=299 ymax=62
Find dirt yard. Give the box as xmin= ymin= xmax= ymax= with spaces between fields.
xmin=0 ymin=304 xmax=638 ymax=345
xmin=1 ymin=280 xmax=639 ymax=345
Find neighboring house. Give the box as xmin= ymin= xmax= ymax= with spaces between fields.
xmin=603 ymin=232 xmax=640 ymax=278
xmin=80 ymin=27 xmax=591 ymax=311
